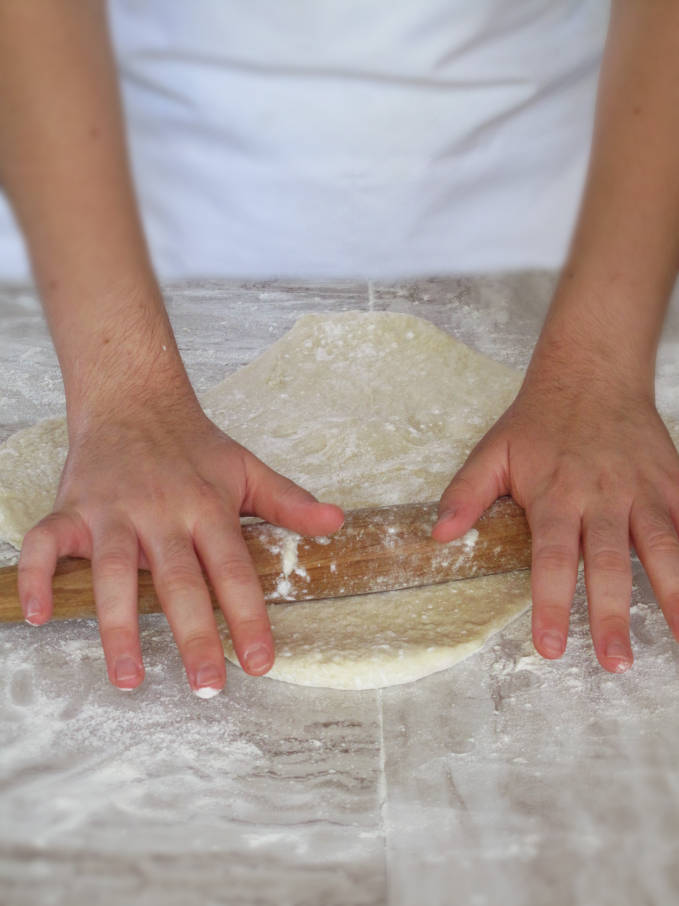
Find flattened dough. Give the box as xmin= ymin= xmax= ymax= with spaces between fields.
xmin=0 ymin=312 xmax=533 ymax=688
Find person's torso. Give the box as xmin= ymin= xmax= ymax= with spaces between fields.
xmin=0 ymin=0 xmax=609 ymax=279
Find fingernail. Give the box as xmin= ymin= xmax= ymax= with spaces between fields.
xmin=244 ymin=644 xmax=271 ymax=674
xmin=433 ymin=509 xmax=457 ymax=535
xmin=194 ymin=685 xmax=221 ymax=699
xmin=604 ymin=638 xmax=632 ymax=672
xmin=114 ymin=656 xmax=141 ymax=687
xmin=193 ymin=664 xmax=223 ymax=699
xmin=24 ymin=598 xmax=42 ymax=625
xmin=436 ymin=508 xmax=456 ymax=525
xmin=539 ymin=630 xmax=565 ymax=658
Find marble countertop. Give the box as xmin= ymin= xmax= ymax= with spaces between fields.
xmin=1 ymin=275 xmax=679 ymax=906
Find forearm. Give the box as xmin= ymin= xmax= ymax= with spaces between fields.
xmin=0 ymin=0 xmax=192 ymax=432
xmin=531 ymin=0 xmax=679 ymax=396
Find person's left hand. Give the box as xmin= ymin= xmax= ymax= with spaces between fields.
xmin=433 ymin=373 xmax=679 ymax=672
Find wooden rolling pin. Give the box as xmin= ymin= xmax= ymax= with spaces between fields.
xmin=0 ymin=497 xmax=531 ymax=623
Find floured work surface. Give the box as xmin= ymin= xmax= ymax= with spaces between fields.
xmin=0 ymin=312 xmax=531 ymax=688
xmin=3 ymin=281 xmax=679 ymax=906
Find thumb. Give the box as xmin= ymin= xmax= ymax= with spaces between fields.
xmin=244 ymin=455 xmax=345 ymax=537
xmin=432 ymin=435 xmax=509 ymax=543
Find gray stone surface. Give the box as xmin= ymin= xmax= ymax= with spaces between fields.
xmin=1 ymin=276 xmax=679 ymax=906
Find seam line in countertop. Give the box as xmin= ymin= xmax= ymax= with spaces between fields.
xmin=377 ymin=687 xmax=391 ymax=899
xmin=368 ymin=281 xmax=375 ymax=311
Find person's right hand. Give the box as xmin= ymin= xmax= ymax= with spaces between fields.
xmin=16 ymin=396 xmax=344 ymax=697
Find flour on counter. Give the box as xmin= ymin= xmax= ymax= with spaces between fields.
xmin=3 ymin=311 xmax=678 ymax=690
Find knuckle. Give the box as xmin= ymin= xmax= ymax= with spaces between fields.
xmin=529 ymin=504 xmax=577 ymax=534
xmin=275 ymin=477 xmax=304 ymax=502
xmin=542 ymin=472 xmax=572 ymax=501
xmin=532 ymin=601 xmax=570 ymax=628
xmin=441 ymin=477 xmax=476 ymax=510
xmin=194 ymin=479 xmax=216 ymax=500
xmin=587 ymin=548 xmax=630 ymax=576
xmin=98 ymin=621 xmax=136 ymax=642
xmin=543 ymin=456 xmax=582 ymax=492
xmin=594 ymin=613 xmax=629 ymax=636
xmin=182 ymin=631 xmax=221 ymax=654
xmin=585 ymin=513 xmax=621 ymax=542
xmin=159 ymin=562 xmax=204 ymax=596
xmin=661 ymin=591 xmax=679 ymax=615
xmin=23 ymin=510 xmax=86 ymax=550
xmin=594 ymin=472 xmax=624 ymax=497
xmin=450 ymin=473 xmax=475 ymax=496
xmin=227 ymin=615 xmax=269 ymax=637
xmin=16 ymin=562 xmax=44 ymax=584
xmin=160 ymin=532 xmax=191 ymax=561
xmin=193 ymin=480 xmax=224 ymax=513
xmin=533 ymin=543 xmax=575 ymax=573
xmin=636 ymin=508 xmax=679 ymax=555
xmin=24 ymin=518 xmax=59 ymax=545
xmin=142 ymin=486 xmax=168 ymax=513
xmin=95 ymin=548 xmax=135 ymax=576
xmin=214 ymin=556 xmax=255 ymax=589
xmin=645 ymin=530 xmax=679 ymax=557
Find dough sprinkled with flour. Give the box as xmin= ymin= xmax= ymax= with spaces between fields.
xmin=0 ymin=311 xmax=537 ymax=688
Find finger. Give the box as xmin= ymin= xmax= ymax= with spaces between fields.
xmin=145 ymin=532 xmax=226 ymax=698
xmin=244 ymin=455 xmax=344 ymax=536
xmin=194 ymin=514 xmax=274 ymax=676
xmin=91 ymin=521 xmax=144 ymax=690
xmin=18 ymin=511 xmax=90 ymax=625
xmin=630 ymin=500 xmax=679 ymax=642
xmin=432 ymin=437 xmax=508 ymax=542
xmin=527 ymin=499 xmax=580 ymax=660
xmin=582 ymin=508 xmax=634 ymax=673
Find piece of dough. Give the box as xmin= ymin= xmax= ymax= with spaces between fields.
xmin=1 ymin=312 xmax=532 ymax=688
xmin=228 ymin=572 xmax=532 ymax=689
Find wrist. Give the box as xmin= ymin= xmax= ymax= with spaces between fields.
xmin=60 ymin=299 xmax=197 ymax=437
xmin=528 ymin=279 xmax=660 ymax=402
xmin=66 ymin=364 xmax=201 ymax=447
xmin=523 ymin=336 xmax=655 ymax=411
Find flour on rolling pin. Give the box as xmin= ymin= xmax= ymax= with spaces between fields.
xmin=462 ymin=528 xmax=479 ymax=550
xmin=238 ymin=500 xmax=527 ymax=606
xmin=0 ymin=499 xmax=528 ymax=624
xmin=255 ymin=528 xmax=311 ymax=600
xmin=278 ymin=533 xmax=311 ymax=598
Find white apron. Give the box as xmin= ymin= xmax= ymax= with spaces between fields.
xmin=0 ymin=1 xmax=609 ymax=280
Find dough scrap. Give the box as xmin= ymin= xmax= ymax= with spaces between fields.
xmin=0 ymin=312 xmax=534 ymax=688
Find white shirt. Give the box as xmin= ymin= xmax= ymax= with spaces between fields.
xmin=0 ymin=0 xmax=609 ymax=280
